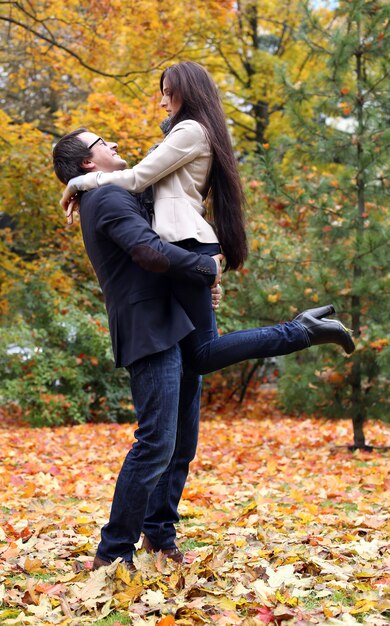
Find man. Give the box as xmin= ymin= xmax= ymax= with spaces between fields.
xmin=53 ymin=128 xmax=222 ymax=570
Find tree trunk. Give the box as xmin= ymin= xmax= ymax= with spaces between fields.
xmin=350 ymin=358 xmax=366 ymax=448
xmin=350 ymin=29 xmax=366 ymax=448
xmin=253 ymin=100 xmax=269 ymax=148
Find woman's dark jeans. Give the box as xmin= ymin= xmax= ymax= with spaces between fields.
xmin=173 ymin=240 xmax=310 ymax=374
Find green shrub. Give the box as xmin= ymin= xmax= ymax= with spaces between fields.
xmin=0 ymin=285 xmax=134 ymax=426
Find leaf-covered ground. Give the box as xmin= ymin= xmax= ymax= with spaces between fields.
xmin=0 ymin=389 xmax=389 ymax=625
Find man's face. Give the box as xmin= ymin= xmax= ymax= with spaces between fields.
xmin=78 ymin=132 xmax=127 ymax=173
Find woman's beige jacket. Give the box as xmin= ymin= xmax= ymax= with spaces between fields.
xmin=74 ymin=119 xmax=219 ymax=245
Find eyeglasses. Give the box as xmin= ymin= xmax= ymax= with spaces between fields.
xmin=87 ymin=137 xmax=108 ymax=150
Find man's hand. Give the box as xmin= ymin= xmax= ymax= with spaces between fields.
xmin=211 ymin=284 xmax=223 ymax=310
xmin=60 ymin=172 xmax=100 ymax=223
xmin=212 ymin=254 xmax=224 ymax=287
xmin=211 ymin=253 xmax=224 ymax=310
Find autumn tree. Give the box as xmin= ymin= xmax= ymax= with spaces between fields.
xmin=180 ymin=0 xmax=321 ymax=152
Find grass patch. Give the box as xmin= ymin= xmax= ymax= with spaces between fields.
xmin=343 ymin=502 xmax=359 ymax=512
xmin=303 ymin=592 xmax=322 ymax=611
xmin=94 ymin=612 xmax=132 ymax=625
xmin=319 ymin=499 xmax=337 ymax=508
xmin=331 ymin=590 xmax=355 ymax=606
xmin=0 ymin=607 xmax=23 ymax=620
xmin=181 ymin=538 xmax=210 ymax=550
xmin=355 ymin=614 xmax=370 ymax=624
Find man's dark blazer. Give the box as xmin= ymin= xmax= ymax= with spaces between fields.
xmin=79 ymin=184 xmax=217 ymax=368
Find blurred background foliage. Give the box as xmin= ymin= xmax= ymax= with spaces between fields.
xmin=0 ymin=1 xmax=388 ymax=445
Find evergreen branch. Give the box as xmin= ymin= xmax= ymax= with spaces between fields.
xmin=365 ymin=69 xmax=390 ymax=97
xmin=354 ymin=238 xmax=390 ymax=262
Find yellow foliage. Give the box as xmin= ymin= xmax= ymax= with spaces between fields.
xmin=267 ymin=293 xmax=281 ymax=304
xmin=1 ymin=0 xmax=329 ymax=157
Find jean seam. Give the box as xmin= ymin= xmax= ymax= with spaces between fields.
xmin=159 ymin=428 xmax=180 ymax=549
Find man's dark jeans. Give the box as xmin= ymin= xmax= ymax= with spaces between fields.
xmin=96 ymin=345 xmax=200 ymax=562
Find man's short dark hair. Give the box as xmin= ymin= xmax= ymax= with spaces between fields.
xmin=53 ymin=127 xmax=91 ymax=184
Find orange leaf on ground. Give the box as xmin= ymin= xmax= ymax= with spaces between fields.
xmin=156 ymin=616 xmax=176 ymax=626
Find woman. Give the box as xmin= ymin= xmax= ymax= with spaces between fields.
xmin=61 ymin=61 xmax=355 ymax=371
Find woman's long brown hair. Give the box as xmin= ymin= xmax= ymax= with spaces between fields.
xmin=160 ymin=62 xmax=248 ymax=271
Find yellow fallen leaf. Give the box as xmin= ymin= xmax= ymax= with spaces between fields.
xmin=79 ymin=503 xmax=97 ymax=513
xmin=70 ymin=541 xmax=93 ymax=555
xmin=59 ymin=571 xmax=88 ymax=583
xmin=24 ymin=557 xmax=44 ymax=573
xmin=323 ymin=605 xmax=336 ymax=618
xmin=115 ymin=587 xmax=143 ymax=607
xmin=116 ymin=564 xmax=142 ymax=589
xmin=350 ymin=599 xmax=378 ymax=613
xmin=355 ymin=570 xmax=376 ymax=578
xmin=216 ymin=595 xmax=237 ymax=610
xmin=76 ymin=526 xmax=94 ymax=536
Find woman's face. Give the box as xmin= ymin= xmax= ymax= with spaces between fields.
xmin=160 ymin=78 xmax=182 ymax=116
